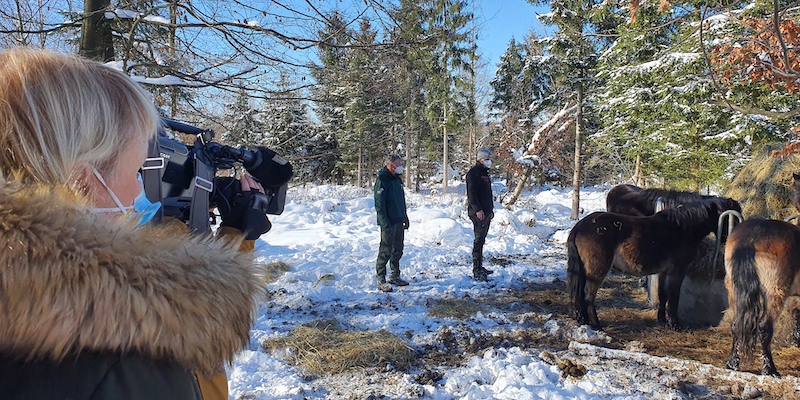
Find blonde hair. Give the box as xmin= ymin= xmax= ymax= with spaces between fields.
xmin=0 ymin=48 xmax=160 ymax=183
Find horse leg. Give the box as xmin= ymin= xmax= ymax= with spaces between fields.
xmin=664 ymin=273 xmax=685 ymax=329
xmin=583 ymin=279 xmax=602 ymax=329
xmin=791 ymin=307 xmax=800 ymax=347
xmin=578 ymin=249 xmax=611 ymax=329
xmin=758 ymin=319 xmax=780 ymax=376
xmin=725 ymin=331 xmax=740 ymax=371
xmin=656 ymin=272 xmax=668 ymax=324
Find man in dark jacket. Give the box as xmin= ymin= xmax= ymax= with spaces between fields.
xmin=466 ymin=149 xmax=495 ymax=281
xmin=374 ymin=154 xmax=410 ymax=292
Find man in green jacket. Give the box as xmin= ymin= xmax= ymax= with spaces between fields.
xmin=374 ymin=154 xmax=410 ymax=292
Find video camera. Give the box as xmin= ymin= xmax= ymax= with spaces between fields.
xmin=144 ymin=118 xmax=292 ymax=236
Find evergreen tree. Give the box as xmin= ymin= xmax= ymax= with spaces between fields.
xmin=387 ymin=0 xmax=431 ymax=190
xmin=490 ymin=39 xmax=526 ymax=119
xmin=418 ymin=0 xmax=476 ymax=192
xmin=263 ymin=92 xmax=339 ymax=184
xmin=591 ymin=1 xmax=793 ymax=189
xmin=529 ymin=0 xmax=614 ymax=217
xmin=220 ymin=89 xmax=267 ymax=149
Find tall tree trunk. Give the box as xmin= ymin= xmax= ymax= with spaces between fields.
xmin=79 ymin=0 xmax=114 ymax=61
xmin=169 ymin=1 xmax=179 ymax=117
xmin=443 ymin=103 xmax=449 ymax=195
xmin=357 ymin=144 xmax=363 ymax=188
xmin=634 ymin=154 xmax=642 ymax=186
xmin=571 ymin=84 xmax=584 ymax=220
xmin=367 ymin=148 xmax=373 ymax=188
xmin=415 ymin=129 xmax=421 ymax=192
xmin=405 ymin=123 xmax=411 ymax=188
xmin=469 ymin=122 xmax=475 ymax=166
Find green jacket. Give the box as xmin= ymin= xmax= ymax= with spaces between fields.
xmin=374 ymin=167 xmax=408 ymax=229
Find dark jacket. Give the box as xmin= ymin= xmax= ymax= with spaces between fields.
xmin=0 ymin=181 xmax=262 ymax=400
xmin=466 ymin=162 xmax=493 ymax=216
xmin=374 ymin=166 xmax=408 ymax=228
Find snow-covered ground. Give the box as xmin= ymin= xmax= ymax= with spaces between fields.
xmin=227 ymin=180 xmax=800 ymax=399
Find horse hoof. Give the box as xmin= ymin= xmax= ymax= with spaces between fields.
xmin=667 ymin=323 xmax=684 ymax=332
xmin=763 ymin=367 xmax=780 ymax=377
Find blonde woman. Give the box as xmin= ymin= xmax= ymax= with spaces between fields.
xmin=0 ymin=48 xmax=261 ymax=399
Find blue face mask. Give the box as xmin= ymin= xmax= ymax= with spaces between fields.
xmin=92 ymin=169 xmax=161 ymax=227
xmin=131 ymin=182 xmax=161 ymax=226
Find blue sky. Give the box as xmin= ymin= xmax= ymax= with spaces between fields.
xmin=474 ymin=0 xmax=551 ymax=70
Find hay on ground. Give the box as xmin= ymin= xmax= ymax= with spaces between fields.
xmin=685 ymin=237 xmax=724 ymax=281
xmin=261 ymin=319 xmax=414 ymax=375
xmin=426 ymin=298 xmax=486 ymax=319
xmin=725 ymin=143 xmax=800 ymax=220
xmin=261 ymin=261 xmax=291 ymax=284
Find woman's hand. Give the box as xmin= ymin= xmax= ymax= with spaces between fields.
xmin=239 ymin=174 xmax=264 ymax=193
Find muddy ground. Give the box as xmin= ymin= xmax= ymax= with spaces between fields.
xmin=412 ymin=251 xmax=800 ymax=399
xmin=273 ymin=251 xmax=800 ymax=400
xmin=501 ymin=273 xmax=800 ymax=376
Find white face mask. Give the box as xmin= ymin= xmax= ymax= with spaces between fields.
xmin=483 ymin=160 xmax=492 ymax=169
xmin=394 ymin=165 xmax=404 ymax=174
xmin=91 ymin=167 xmax=134 ymax=214
xmin=91 ymin=169 xmax=161 ymax=227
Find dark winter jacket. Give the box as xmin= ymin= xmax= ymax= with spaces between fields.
xmin=374 ymin=166 xmax=408 ymax=229
xmin=0 ymin=180 xmax=262 ymax=400
xmin=466 ymin=162 xmax=493 ymax=216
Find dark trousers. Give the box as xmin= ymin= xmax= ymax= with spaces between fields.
xmin=469 ymin=213 xmax=492 ymax=264
xmin=376 ymin=222 xmax=404 ymax=282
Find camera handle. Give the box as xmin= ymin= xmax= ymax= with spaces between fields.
xmin=143 ymin=137 xmax=165 ymax=224
xmin=188 ymin=138 xmax=216 ymax=234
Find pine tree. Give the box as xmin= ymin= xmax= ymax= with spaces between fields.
xmin=418 ymin=0 xmax=475 ymax=193
xmin=529 ymin=0 xmax=613 ymax=218
xmin=591 ymin=1 xmax=792 ymax=189
xmin=220 ymin=89 xmax=267 ymax=149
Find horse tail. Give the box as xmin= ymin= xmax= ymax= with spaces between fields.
xmin=728 ymin=244 xmax=764 ymax=364
xmin=566 ymin=232 xmax=587 ymax=322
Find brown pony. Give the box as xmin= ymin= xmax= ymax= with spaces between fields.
xmin=724 ymin=173 xmax=800 ymax=376
xmin=567 ymin=197 xmax=741 ymax=329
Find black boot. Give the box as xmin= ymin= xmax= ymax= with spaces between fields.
xmin=474 ymin=257 xmax=493 ymax=275
xmin=473 ymin=258 xmax=489 ymax=281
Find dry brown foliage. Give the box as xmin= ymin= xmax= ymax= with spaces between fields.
xmin=629 ymin=0 xmax=639 ymax=23
xmin=712 ymin=18 xmax=800 ymax=92
xmin=772 ymin=127 xmax=800 ymax=158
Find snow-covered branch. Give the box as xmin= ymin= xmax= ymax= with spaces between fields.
xmin=527 ymin=102 xmax=577 ymax=154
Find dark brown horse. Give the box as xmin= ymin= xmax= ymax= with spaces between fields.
xmin=724 ymin=174 xmax=800 ymax=376
xmin=567 ymin=197 xmax=741 ymax=329
xmin=606 ymin=183 xmax=741 ymax=290
xmin=606 ymin=184 xmax=722 ymax=216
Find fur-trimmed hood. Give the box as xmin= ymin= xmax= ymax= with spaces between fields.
xmin=0 ymin=181 xmax=262 ymax=376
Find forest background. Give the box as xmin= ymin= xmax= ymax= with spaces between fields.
xmin=3 ymin=0 xmax=799 ymax=216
